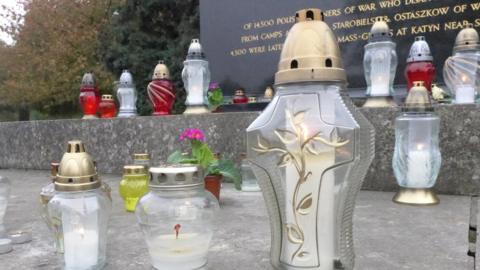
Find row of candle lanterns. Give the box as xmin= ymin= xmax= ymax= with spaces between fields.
xmin=364 ymin=20 xmax=480 ymax=106
xmin=0 ymin=8 xmax=476 ymax=270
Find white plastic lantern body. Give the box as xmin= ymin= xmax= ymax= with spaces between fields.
xmin=393 ymin=112 xmax=441 ymax=188
xmin=364 ymin=41 xmax=397 ymax=97
xmin=247 ymin=83 xmax=374 ymax=270
xmin=182 ymin=59 xmax=210 ymax=109
xmin=444 ymin=50 xmax=480 ymax=104
xmin=117 ymin=70 xmax=138 ymax=117
xmin=136 ymin=166 xmax=219 ymax=270
xmin=0 ymin=176 xmax=10 ymax=238
xmin=48 ymin=189 xmax=111 ymax=270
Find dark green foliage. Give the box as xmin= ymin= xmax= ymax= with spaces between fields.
xmin=99 ymin=0 xmax=199 ymax=115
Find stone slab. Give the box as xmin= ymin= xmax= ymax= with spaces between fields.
xmin=0 ymin=104 xmax=478 ymax=195
xmin=0 ymin=169 xmax=473 ymax=270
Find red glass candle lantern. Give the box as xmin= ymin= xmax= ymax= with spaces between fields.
xmin=233 ymin=88 xmax=248 ymax=104
xmin=147 ymin=61 xmax=176 ymax=116
xmin=79 ymin=72 xmax=101 ymax=119
xmin=98 ymin=95 xmax=117 ymax=118
xmin=405 ymin=36 xmax=436 ymax=92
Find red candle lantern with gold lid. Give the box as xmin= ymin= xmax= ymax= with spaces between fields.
xmin=147 ymin=61 xmax=176 ymax=116
xmin=98 ymin=95 xmax=117 ymax=118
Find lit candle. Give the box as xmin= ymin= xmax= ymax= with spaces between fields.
xmin=63 ymin=225 xmax=99 ymax=269
xmin=407 ymin=144 xmax=431 ymax=187
xmin=455 ymin=75 xmax=475 ymax=104
xmin=146 ymin=233 xmax=211 ymax=270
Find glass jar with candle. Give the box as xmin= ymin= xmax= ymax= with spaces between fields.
xmin=136 ymin=165 xmax=219 ymax=270
xmin=240 ymin=154 xmax=260 ymax=192
xmin=405 ymin=36 xmax=436 ymax=93
xmin=47 ymin=141 xmax=111 ymax=270
xmin=233 ymin=88 xmax=249 ymax=104
xmin=119 ymin=165 xmax=149 ymax=212
xmin=0 ymin=176 xmax=10 ymax=239
xmin=247 ymin=9 xmax=374 ymax=270
xmin=392 ymin=81 xmax=442 ymax=205
xmin=363 ymin=20 xmax=397 ymax=107
xmin=98 ymin=94 xmax=117 ymax=118
xmin=443 ymin=24 xmax=480 ymax=104
xmin=79 ymin=73 xmax=101 ymax=119
xmin=182 ymin=39 xmax=211 ymax=114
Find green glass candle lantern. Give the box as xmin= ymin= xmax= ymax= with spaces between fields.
xmin=119 ymin=165 xmax=149 ymax=212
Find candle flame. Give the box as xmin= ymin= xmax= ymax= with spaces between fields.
xmin=461 ymin=75 xmax=468 ymax=83
xmin=416 ymin=144 xmax=425 ymax=151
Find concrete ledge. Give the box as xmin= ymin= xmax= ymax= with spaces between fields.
xmin=0 ymin=104 xmax=478 ymax=195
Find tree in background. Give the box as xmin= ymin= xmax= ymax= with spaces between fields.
xmin=99 ymin=0 xmax=199 ymax=115
xmin=0 ymin=0 xmax=120 ymax=118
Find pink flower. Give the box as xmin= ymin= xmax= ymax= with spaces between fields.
xmin=179 ymin=128 xmax=205 ymax=142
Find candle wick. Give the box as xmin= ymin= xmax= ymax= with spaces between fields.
xmin=174 ymin=224 xmax=181 ymax=240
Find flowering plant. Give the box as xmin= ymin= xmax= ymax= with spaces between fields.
xmin=168 ymin=128 xmax=241 ymax=189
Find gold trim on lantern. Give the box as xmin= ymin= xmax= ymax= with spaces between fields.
xmin=101 ymin=95 xmax=114 ymax=101
xmin=153 ymin=60 xmax=171 ymax=80
xmin=404 ymin=81 xmax=433 ymax=112
xmin=392 ymin=187 xmax=439 ymax=205
xmin=123 ymin=165 xmax=147 ymax=175
xmin=183 ymin=105 xmax=210 ymax=114
xmin=275 ymin=8 xmax=346 ymax=85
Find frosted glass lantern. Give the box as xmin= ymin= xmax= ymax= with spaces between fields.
xmin=247 ymin=9 xmax=375 ymax=270
xmin=47 ymin=141 xmax=111 ymax=270
xmin=136 ymin=165 xmax=219 ymax=270
xmin=117 ymin=70 xmax=138 ymax=117
xmin=0 ymin=176 xmax=10 ymax=239
xmin=444 ymin=25 xmax=480 ymax=104
xmin=363 ymin=20 xmax=397 ymax=107
xmin=182 ymin=39 xmax=211 ymax=114
xmin=392 ymin=81 xmax=441 ymax=205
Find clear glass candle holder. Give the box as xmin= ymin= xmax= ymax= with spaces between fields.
xmin=136 ymin=165 xmax=219 ymax=270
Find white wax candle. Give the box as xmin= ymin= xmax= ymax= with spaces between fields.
xmin=455 ymin=85 xmax=475 ymax=104
xmin=407 ymin=144 xmax=431 ymax=188
xmin=147 ymin=233 xmax=211 ymax=270
xmin=370 ymin=75 xmax=390 ymax=96
xmin=63 ymin=227 xmax=99 ymax=269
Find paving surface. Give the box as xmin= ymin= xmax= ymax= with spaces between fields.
xmin=0 ymin=169 xmax=474 ymax=269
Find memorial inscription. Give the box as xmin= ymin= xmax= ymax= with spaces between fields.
xmin=200 ymin=0 xmax=480 ymax=95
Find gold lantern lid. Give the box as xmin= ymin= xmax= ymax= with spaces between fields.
xmin=54 ymin=140 xmax=101 ymax=192
xmin=368 ymin=19 xmax=392 ymax=42
xmin=133 ymin=153 xmax=150 ymax=160
xmin=123 ymin=165 xmax=147 ymax=175
xmin=453 ymin=24 xmax=480 ymax=53
xmin=275 ymin=8 xmax=346 ymax=85
xmin=403 ymin=81 xmax=433 ymax=112
xmin=264 ymin=86 xmax=274 ymax=99
xmin=152 ymin=60 xmax=171 ymax=80
xmin=101 ymin=94 xmax=113 ymax=100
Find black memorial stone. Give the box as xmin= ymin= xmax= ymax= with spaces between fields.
xmin=200 ymin=0 xmax=480 ymax=95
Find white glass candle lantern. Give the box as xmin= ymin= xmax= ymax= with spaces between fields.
xmin=0 ymin=176 xmax=10 ymax=239
xmin=47 ymin=141 xmax=111 ymax=269
xmin=392 ymin=81 xmax=442 ymax=205
xmin=136 ymin=165 xmax=219 ymax=270
xmin=444 ymin=25 xmax=480 ymax=104
xmin=363 ymin=20 xmax=398 ymax=107
xmin=117 ymin=70 xmax=138 ymax=117
xmin=247 ymin=9 xmax=375 ymax=270
xmin=182 ymin=39 xmax=211 ymax=114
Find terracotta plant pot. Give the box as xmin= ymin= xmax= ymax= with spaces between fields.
xmin=204 ymin=174 xmax=222 ymax=200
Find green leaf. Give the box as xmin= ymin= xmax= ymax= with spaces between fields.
xmin=191 ymin=140 xmax=215 ymax=169
xmin=207 ymin=159 xmax=241 ymax=190
xmin=208 ymin=88 xmax=223 ymax=109
xmin=167 ymin=150 xmax=197 ymax=164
